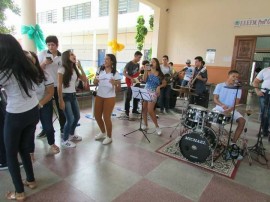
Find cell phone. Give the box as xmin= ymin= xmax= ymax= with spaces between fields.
xmin=146 ymin=64 xmax=151 ymax=71
xmin=46 ymin=57 xmax=52 ymax=61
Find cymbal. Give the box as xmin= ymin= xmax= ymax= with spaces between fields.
xmin=175 ymin=85 xmax=195 ymax=91
xmin=224 ymin=85 xmax=254 ymax=90
xmin=172 ymin=88 xmax=198 ymax=96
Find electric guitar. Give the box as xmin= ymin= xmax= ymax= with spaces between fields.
xmin=189 ymin=66 xmax=207 ymax=88
xmin=125 ymin=71 xmax=140 ymax=87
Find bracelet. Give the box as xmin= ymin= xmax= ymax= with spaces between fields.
xmin=38 ymin=103 xmax=43 ymax=109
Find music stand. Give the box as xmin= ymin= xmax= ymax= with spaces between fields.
xmin=122 ymin=87 xmax=151 ymax=143
xmin=248 ymin=88 xmax=269 ymax=165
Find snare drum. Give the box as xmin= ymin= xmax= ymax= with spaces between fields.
xmin=207 ymin=110 xmax=231 ymax=125
xmin=184 ymin=104 xmax=208 ymax=128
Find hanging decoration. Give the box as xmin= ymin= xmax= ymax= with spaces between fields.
xmin=108 ymin=40 xmax=125 ymax=54
xmin=21 ymin=24 xmax=46 ymax=51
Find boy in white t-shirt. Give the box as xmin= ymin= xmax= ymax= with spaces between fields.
xmin=38 ymin=36 xmax=66 ymax=137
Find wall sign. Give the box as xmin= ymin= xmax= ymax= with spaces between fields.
xmin=234 ymin=17 xmax=270 ymax=27
xmin=205 ymin=49 xmax=216 ymax=64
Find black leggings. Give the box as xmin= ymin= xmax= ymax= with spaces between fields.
xmin=0 ymin=99 xmax=6 ymax=165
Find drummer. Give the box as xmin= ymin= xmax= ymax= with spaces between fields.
xmin=212 ymin=70 xmax=245 ymax=159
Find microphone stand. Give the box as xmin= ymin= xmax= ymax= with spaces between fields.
xmin=248 ymin=88 xmax=269 ymax=165
xmin=221 ymin=84 xmax=241 ymax=165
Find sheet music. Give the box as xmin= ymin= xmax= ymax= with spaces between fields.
xmin=131 ymin=87 xmax=152 ymax=101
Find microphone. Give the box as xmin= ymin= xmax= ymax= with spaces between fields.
xmin=234 ymin=79 xmax=242 ymax=86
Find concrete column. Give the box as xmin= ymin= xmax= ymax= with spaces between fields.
xmin=92 ymin=30 xmax=97 ymax=67
xmin=21 ymin=0 xmax=36 ymax=52
xmin=108 ymin=0 xmax=118 ymax=54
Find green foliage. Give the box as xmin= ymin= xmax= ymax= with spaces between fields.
xmin=149 ymin=15 xmax=154 ymax=30
xmin=0 ymin=0 xmax=20 ymax=34
xmin=135 ymin=15 xmax=148 ymax=51
xmin=148 ymin=47 xmax=152 ymax=61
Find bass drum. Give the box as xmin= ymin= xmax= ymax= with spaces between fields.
xmin=179 ymin=126 xmax=217 ymax=163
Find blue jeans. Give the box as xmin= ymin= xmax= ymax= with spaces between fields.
xmin=39 ymin=100 xmax=55 ymax=145
xmin=159 ymin=85 xmax=171 ymax=110
xmin=62 ymin=93 xmax=80 ymax=141
xmin=259 ymin=95 xmax=270 ymax=135
xmin=4 ymin=106 xmax=39 ymax=193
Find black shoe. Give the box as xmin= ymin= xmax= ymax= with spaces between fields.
xmin=125 ymin=111 xmax=129 ymax=117
xmin=36 ymin=130 xmax=46 ymax=139
xmin=0 ymin=163 xmax=8 ymax=171
xmin=132 ymin=111 xmax=141 ymax=114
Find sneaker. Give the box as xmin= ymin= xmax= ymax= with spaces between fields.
xmin=69 ymin=134 xmax=82 ymax=141
xmin=132 ymin=111 xmax=141 ymax=114
xmin=103 ymin=137 xmax=112 ymax=145
xmin=156 ymin=127 xmax=162 ymax=136
xmin=0 ymin=163 xmax=8 ymax=171
xmin=61 ymin=140 xmax=76 ymax=148
xmin=125 ymin=111 xmax=129 ymax=117
xmin=141 ymin=124 xmax=148 ymax=131
xmin=95 ymin=132 xmax=106 ymax=140
xmin=36 ymin=130 xmax=46 ymax=139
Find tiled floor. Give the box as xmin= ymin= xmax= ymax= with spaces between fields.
xmin=1 ymin=91 xmax=270 ymax=202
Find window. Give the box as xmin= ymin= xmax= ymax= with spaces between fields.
xmin=99 ymin=0 xmax=139 ymax=17
xmin=37 ymin=9 xmax=57 ymax=24
xmin=63 ymin=2 xmax=91 ymax=22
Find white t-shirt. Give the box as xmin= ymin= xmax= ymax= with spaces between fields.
xmin=256 ymin=67 xmax=270 ymax=93
xmin=213 ymin=82 xmax=242 ymax=108
xmin=35 ymin=72 xmax=54 ymax=101
xmin=97 ymin=70 xmax=121 ymax=98
xmin=38 ymin=50 xmax=62 ymax=87
xmin=183 ymin=66 xmax=194 ymax=81
xmin=58 ymin=67 xmax=78 ymax=93
xmin=0 ymin=73 xmax=38 ymax=113
xmin=161 ymin=64 xmax=172 ymax=75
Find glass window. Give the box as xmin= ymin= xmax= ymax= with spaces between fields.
xmin=63 ymin=2 xmax=91 ymax=22
xmin=37 ymin=9 xmax=57 ymax=24
xmin=99 ymin=0 xmax=139 ymax=16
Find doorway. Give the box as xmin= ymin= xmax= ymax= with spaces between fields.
xmin=231 ymin=35 xmax=270 ymax=104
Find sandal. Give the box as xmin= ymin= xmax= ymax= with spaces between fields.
xmin=23 ymin=180 xmax=37 ymax=189
xmin=50 ymin=144 xmax=60 ymax=154
xmin=6 ymin=191 xmax=25 ymax=201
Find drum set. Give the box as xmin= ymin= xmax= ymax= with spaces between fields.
xmin=172 ymin=87 xmax=237 ymax=167
xmin=179 ymin=104 xmax=232 ymax=165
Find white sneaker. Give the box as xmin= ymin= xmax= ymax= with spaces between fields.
xmin=95 ymin=132 xmax=106 ymax=140
xmin=69 ymin=134 xmax=82 ymax=141
xmin=156 ymin=127 xmax=162 ymax=136
xmin=103 ymin=137 xmax=112 ymax=145
xmin=141 ymin=124 xmax=148 ymax=131
xmin=61 ymin=140 xmax=76 ymax=148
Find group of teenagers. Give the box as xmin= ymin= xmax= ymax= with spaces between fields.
xmin=0 ymin=34 xmax=120 ymax=200
xmin=0 ymin=32 xmax=269 ymax=201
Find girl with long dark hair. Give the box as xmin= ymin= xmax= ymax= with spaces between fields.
xmin=0 ymin=34 xmax=40 ymax=201
xmin=58 ymin=50 xmax=87 ymax=148
xmin=142 ymin=58 xmax=166 ymax=135
xmin=25 ymin=51 xmax=60 ymax=156
xmin=94 ymin=54 xmax=121 ymax=145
